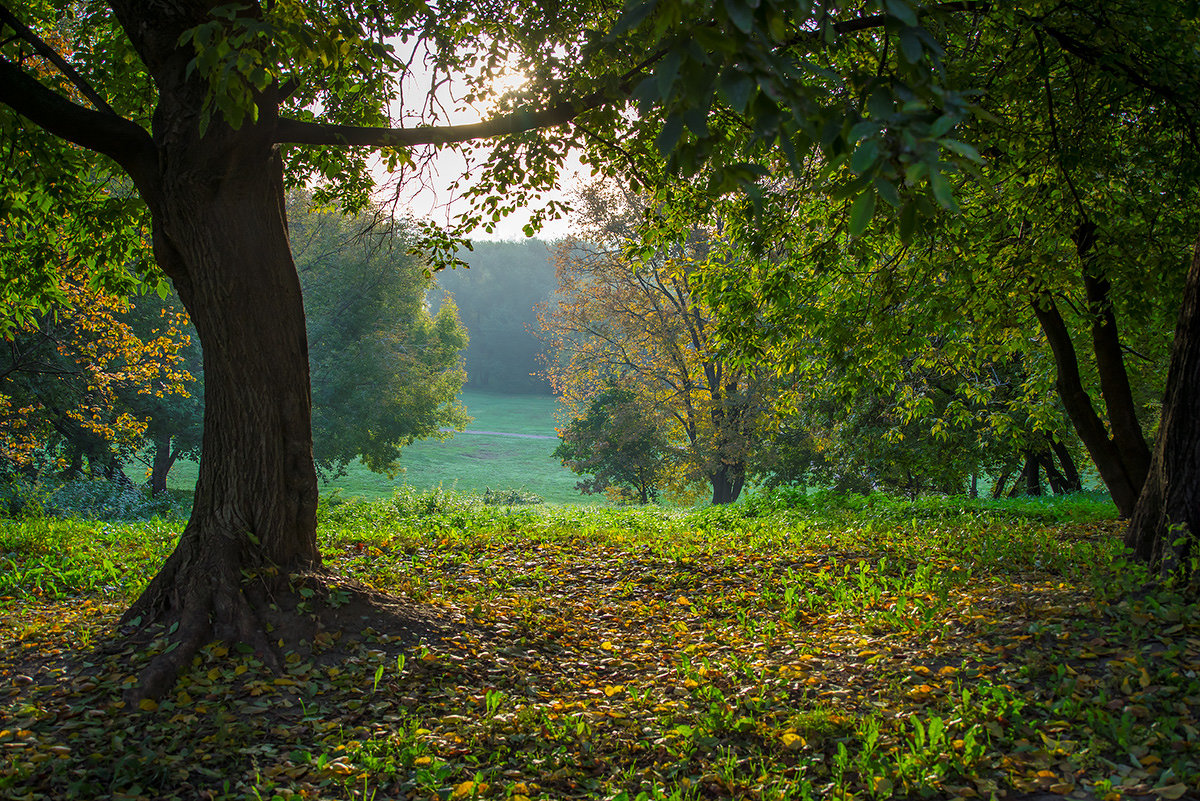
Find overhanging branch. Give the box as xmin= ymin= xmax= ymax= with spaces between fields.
xmin=0 ymin=56 xmax=154 ymax=183
xmin=274 ymin=93 xmax=607 ymax=148
xmin=0 ymin=3 xmax=115 ymax=115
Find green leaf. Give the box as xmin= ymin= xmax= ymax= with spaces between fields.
xmin=720 ymin=70 xmax=754 ymax=112
xmin=899 ymin=201 xmax=918 ymax=242
xmin=655 ymin=49 xmax=682 ymax=99
xmin=867 ymin=90 xmax=893 ymax=120
xmin=899 ymin=28 xmax=924 ymax=64
xmin=612 ymin=0 xmax=658 ymax=35
xmin=657 ymin=115 xmax=684 ymax=157
xmin=885 ymin=0 xmax=920 ymax=26
xmin=683 ymin=108 xmax=709 ymax=137
xmin=850 ymin=139 xmax=879 ymax=174
xmin=724 ymin=0 xmax=755 ymax=34
xmin=929 ymin=169 xmax=957 ymax=211
xmin=849 ymin=191 xmax=876 ymax=236
xmin=929 ymin=114 xmax=957 ymax=138
xmin=942 ymin=139 xmax=982 ymax=161
xmin=874 ymin=176 xmax=901 ymax=208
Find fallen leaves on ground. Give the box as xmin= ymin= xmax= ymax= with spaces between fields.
xmin=1 ymin=503 xmax=1198 ymax=800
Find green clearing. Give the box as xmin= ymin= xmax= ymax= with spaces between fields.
xmin=2 ymin=493 xmax=1197 ymax=800
xmin=163 ymin=391 xmax=597 ymax=506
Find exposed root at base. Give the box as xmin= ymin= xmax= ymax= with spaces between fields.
xmin=118 ymin=571 xmax=454 ymax=702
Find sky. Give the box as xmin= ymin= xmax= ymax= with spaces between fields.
xmin=376 ymin=54 xmax=587 ymax=242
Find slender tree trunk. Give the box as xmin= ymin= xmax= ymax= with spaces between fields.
xmin=1076 ymin=222 xmax=1152 ymax=488
xmin=992 ymin=470 xmax=1011 ymax=499
xmin=1050 ymin=440 xmax=1083 ymax=492
xmin=1126 ymin=235 xmax=1200 ymax=579
xmin=149 ymin=433 xmax=177 ymax=496
xmin=1023 ymin=451 xmax=1042 ymax=497
xmin=1032 ymin=294 xmax=1141 ymax=515
xmin=1037 ymin=450 xmax=1068 ymax=495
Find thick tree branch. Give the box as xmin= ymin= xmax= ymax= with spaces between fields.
xmin=0 ymin=4 xmax=115 ymax=115
xmin=0 ymin=56 xmax=155 ymax=187
xmin=278 ymin=2 xmax=993 ymax=150
xmin=275 ymin=95 xmax=601 ymax=148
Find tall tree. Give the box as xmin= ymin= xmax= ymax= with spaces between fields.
xmin=0 ymin=266 xmax=194 ymax=479
xmin=291 ymin=193 xmax=469 ymax=478
xmin=541 ymin=184 xmax=775 ymax=504
xmin=689 ymin=1 xmax=1198 ymax=552
xmin=553 ymin=381 xmax=672 ymax=504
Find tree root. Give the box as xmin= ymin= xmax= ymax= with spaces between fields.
xmin=118 ymin=555 xmax=452 ymax=702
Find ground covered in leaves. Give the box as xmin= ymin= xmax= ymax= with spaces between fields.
xmin=1 ymin=492 xmax=1198 ymax=800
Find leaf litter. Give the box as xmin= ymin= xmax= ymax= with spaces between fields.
xmin=1 ymin=502 xmax=1198 ymax=800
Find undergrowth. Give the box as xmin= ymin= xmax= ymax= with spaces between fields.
xmin=1 ymin=490 xmax=1196 ymax=801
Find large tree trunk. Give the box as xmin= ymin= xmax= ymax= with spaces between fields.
xmin=118 ymin=111 xmax=320 ymax=699
xmin=1125 ymin=236 xmax=1200 ymax=579
xmin=710 ymin=462 xmax=745 ymax=505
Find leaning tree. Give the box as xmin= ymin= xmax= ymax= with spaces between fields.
xmin=11 ymin=0 xmax=1166 ymax=699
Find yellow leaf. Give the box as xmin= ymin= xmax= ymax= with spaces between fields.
xmin=511 ymin=783 xmax=529 ymax=795
xmin=1140 ymin=667 xmax=1151 ymax=688
xmin=451 ymin=780 xmax=484 ymax=799
xmin=683 ymin=678 xmax=699 ymax=689
xmin=1049 ymin=783 xmax=1075 ymax=794
xmin=176 ymin=691 xmax=193 ymax=706
xmin=138 ymin=698 xmax=158 ymax=711
xmin=413 ymin=756 xmax=432 ymax=766
xmin=675 ymin=596 xmax=692 ymax=606
xmin=604 ymin=684 xmax=625 ymax=696
xmin=781 ymin=732 xmax=805 ymax=750
xmin=600 ymin=641 xmax=615 ymax=651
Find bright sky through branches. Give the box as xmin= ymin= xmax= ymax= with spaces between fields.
xmin=377 ymin=56 xmax=584 ymax=242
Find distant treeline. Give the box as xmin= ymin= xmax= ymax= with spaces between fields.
xmin=430 ymin=240 xmax=557 ymax=395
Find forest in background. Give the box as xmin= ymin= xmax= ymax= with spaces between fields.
xmin=429 ymin=240 xmax=557 ymax=396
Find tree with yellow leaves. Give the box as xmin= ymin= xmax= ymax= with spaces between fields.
xmin=1 ymin=266 xmax=194 ymax=480
xmin=540 ymin=184 xmax=776 ymax=505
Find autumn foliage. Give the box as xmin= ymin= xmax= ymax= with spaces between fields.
xmin=0 ymin=267 xmax=193 ymax=473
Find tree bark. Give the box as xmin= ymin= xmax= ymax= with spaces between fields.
xmin=1032 ymin=293 xmax=1141 ymax=515
xmin=1050 ymin=439 xmax=1083 ymax=492
xmin=115 ymin=103 xmax=320 ymax=697
xmin=1125 ymin=235 xmax=1200 ymax=579
xmin=992 ymin=470 xmax=1011 ymax=499
xmin=1023 ymin=451 xmax=1042 ymax=497
xmin=1037 ymin=450 xmax=1068 ymax=494
xmin=149 ymin=433 xmax=177 ymax=496
xmin=1076 ymin=222 xmax=1152 ymax=489
xmin=710 ymin=462 xmax=745 ymax=505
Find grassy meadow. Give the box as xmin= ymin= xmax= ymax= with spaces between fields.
xmin=164 ymin=391 xmax=597 ymax=506
xmin=2 ymin=492 xmax=1198 ymax=800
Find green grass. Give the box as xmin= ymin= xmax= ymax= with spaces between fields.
xmin=2 ymin=494 xmax=1198 ymax=801
xmin=165 ymin=391 xmax=598 ymax=505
